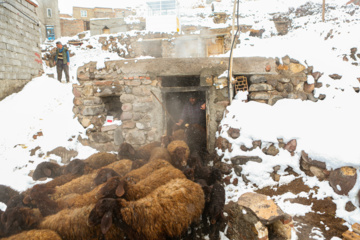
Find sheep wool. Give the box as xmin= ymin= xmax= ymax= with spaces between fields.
xmin=0 ymin=229 xmax=62 ymax=240
xmin=119 ymin=178 xmax=205 ymax=240
xmin=148 ymin=147 xmax=171 ymax=162
xmin=123 ymin=158 xmax=172 ymax=184
xmin=124 ymin=165 xmax=186 ymax=201
xmin=84 ymin=152 xmax=117 ymax=169
xmin=167 ymin=140 xmax=190 ymax=160
xmin=39 ymin=204 xmax=125 ymax=240
xmin=51 ymin=159 xmax=132 ymax=200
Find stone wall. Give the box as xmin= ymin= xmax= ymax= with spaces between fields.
xmin=74 ymin=57 xmax=277 ymax=152
xmin=0 ymin=0 xmax=42 ymax=100
xmin=61 ymin=18 xmax=85 ymax=37
xmin=247 ymin=55 xmax=318 ymax=105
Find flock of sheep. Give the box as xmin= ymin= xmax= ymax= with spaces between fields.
xmin=0 ymin=124 xmax=225 ymax=240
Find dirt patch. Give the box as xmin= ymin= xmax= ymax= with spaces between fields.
xmin=255 ymin=171 xmax=348 ymax=239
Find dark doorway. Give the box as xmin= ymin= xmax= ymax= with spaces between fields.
xmin=101 ymin=96 xmax=122 ymax=120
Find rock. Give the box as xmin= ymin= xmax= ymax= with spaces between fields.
xmin=282 ymin=55 xmax=291 ymax=65
xmin=329 ymin=167 xmax=357 ymax=195
xmin=220 ymin=162 xmax=233 ymax=175
xmin=47 ymin=147 xmax=78 ymax=164
xmin=262 ymin=143 xmax=279 ymax=156
xmin=276 ymin=82 xmax=285 ymax=92
xmin=228 ymin=127 xmax=240 ymax=139
xmin=301 ymin=150 xmax=327 ymax=169
xmin=329 ymin=74 xmax=342 ymax=80
xmin=89 ymin=132 xmax=113 ymax=143
xmin=233 ymin=165 xmax=243 ymax=176
xmin=215 ymin=136 xmax=233 ymax=152
xmin=233 ymin=178 xmax=239 ymax=186
xmin=304 ymin=83 xmax=315 ymax=93
xmin=249 ymin=75 xmax=267 ymax=84
xmin=252 ymin=140 xmax=262 ymax=149
xmin=126 ymin=129 xmax=146 ymax=145
xmin=237 ymin=192 xmax=286 ymax=225
xmin=231 ymin=156 xmax=262 ymax=165
xmin=249 ymin=83 xmax=274 ymax=92
xmin=345 ymin=201 xmax=356 ymax=212
xmin=284 ymin=83 xmax=294 ymax=93
xmin=289 ymin=63 xmax=306 ymax=73
xmin=312 ymin=71 xmax=323 ymax=81
xmin=81 ymin=106 xmax=105 ymax=116
xmin=249 ymin=92 xmax=271 ymax=100
xmin=284 ymin=139 xmax=297 ymax=153
xmin=310 ymin=166 xmax=327 ymax=181
xmin=350 ymin=47 xmax=357 ymax=55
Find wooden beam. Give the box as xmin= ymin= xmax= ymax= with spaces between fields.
xmin=161 ymin=86 xmax=210 ymax=93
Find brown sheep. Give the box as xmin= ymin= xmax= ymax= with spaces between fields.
xmin=136 ymin=141 xmax=161 ymax=160
xmin=118 ymin=142 xmax=136 ymax=160
xmin=122 ymin=158 xmax=171 ymax=184
xmin=1 ymin=207 xmax=42 ymax=237
xmin=24 ymin=160 xmax=132 ymax=216
xmin=32 ymin=152 xmax=117 ymax=180
xmin=0 ymin=185 xmax=20 ymax=206
xmin=167 ymin=140 xmax=190 ymax=169
xmin=172 ymin=129 xmax=186 ymax=141
xmin=88 ymin=178 xmax=205 ymax=240
xmin=93 ymin=168 xmax=120 ymax=186
xmin=32 ymin=161 xmax=62 ymax=180
xmin=38 ymin=204 xmax=125 ymax=240
xmin=96 ymin=165 xmax=186 ymax=201
xmin=185 ymin=124 xmax=207 ymax=155
xmin=148 ymin=147 xmax=171 ymax=162
xmin=0 ymin=229 xmax=62 ymax=240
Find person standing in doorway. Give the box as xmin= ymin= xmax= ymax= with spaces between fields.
xmin=54 ymin=41 xmax=70 ymax=83
xmin=176 ymin=94 xmax=206 ymax=127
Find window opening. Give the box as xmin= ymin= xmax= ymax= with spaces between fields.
xmin=47 ymin=8 xmax=52 ymax=18
xmin=81 ymin=10 xmax=87 ymax=17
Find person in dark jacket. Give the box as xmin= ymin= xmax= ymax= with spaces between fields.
xmin=54 ymin=41 xmax=70 ymax=83
xmin=176 ymin=95 xmax=206 ymax=127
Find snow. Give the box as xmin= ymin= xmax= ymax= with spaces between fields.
xmin=1 ymin=0 xmax=360 ymax=239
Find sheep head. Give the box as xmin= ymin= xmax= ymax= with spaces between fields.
xmin=88 ymin=198 xmax=119 ymax=234
xmin=118 ymin=142 xmax=136 ymax=160
xmin=63 ymin=159 xmax=86 ymax=175
xmin=32 ymin=162 xmax=62 ymax=180
xmin=2 ymin=207 xmax=42 ymax=236
xmin=94 ymin=168 xmax=120 ymax=186
xmin=23 ymin=185 xmax=58 ymax=216
xmin=96 ymin=177 xmax=125 ymax=200
xmin=172 ymin=147 xmax=188 ymax=169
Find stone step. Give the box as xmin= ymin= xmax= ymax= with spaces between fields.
xmin=353 ymin=223 xmax=360 ymax=235
xmin=342 ymin=230 xmax=360 ymax=240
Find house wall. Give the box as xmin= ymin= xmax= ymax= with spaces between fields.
xmin=73 ymin=7 xmax=95 ymax=21
xmin=90 ymin=18 xmax=128 ymax=36
xmin=36 ymin=0 xmax=61 ymax=42
xmin=0 ymin=0 xmax=42 ymax=100
xmin=61 ymin=18 xmax=85 ymax=37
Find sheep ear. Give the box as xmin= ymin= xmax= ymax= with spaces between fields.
xmin=101 ymin=211 xmax=113 ymax=234
xmin=115 ymin=181 xmax=125 ymax=197
xmin=43 ymin=168 xmax=52 ymax=177
xmin=129 ymin=145 xmax=135 ymax=155
xmin=23 ymin=195 xmax=31 ymax=205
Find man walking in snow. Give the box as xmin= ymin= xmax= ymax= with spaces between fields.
xmin=54 ymin=41 xmax=70 ymax=83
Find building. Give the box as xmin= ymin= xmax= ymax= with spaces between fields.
xmin=146 ymin=0 xmax=181 ymax=32
xmin=0 ymin=0 xmax=42 ymax=100
xmin=36 ymin=0 xmax=61 ymax=42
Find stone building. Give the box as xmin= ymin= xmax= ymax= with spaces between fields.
xmin=73 ymin=53 xmax=316 ymax=153
xmin=36 ymin=0 xmax=61 ymax=42
xmin=0 ymin=0 xmax=42 ymax=100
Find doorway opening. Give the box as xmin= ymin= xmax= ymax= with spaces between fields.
xmin=161 ymin=75 xmax=207 ymax=151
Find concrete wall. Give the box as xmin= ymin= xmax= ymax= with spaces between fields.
xmin=37 ymin=0 xmax=61 ymax=42
xmin=61 ymin=18 xmax=85 ymax=37
xmin=0 ymin=0 xmax=42 ymax=101
xmin=90 ymin=18 xmax=128 ymax=36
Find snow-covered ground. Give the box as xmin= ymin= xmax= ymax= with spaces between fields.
xmin=1 ymin=0 xmax=360 ymax=239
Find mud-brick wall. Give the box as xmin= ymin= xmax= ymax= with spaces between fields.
xmin=73 ymin=62 xmax=163 ymax=152
xmin=0 ymin=0 xmax=42 ymax=100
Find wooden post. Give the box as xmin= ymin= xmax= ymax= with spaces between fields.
xmin=229 ymin=0 xmax=237 ymax=104
xmin=322 ymin=0 xmax=325 ymax=22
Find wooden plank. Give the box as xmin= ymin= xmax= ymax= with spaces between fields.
xmin=353 ymin=223 xmax=360 ymax=235
xmin=342 ymin=230 xmax=360 ymax=240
